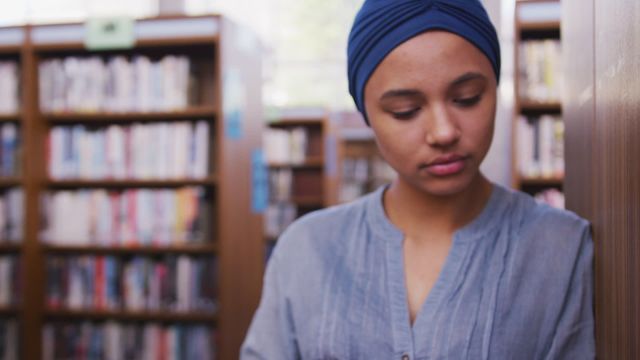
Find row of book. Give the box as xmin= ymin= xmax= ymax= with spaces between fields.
xmin=268 ymin=168 xmax=323 ymax=202
xmin=0 ymin=62 xmax=19 ymax=115
xmin=264 ymin=203 xmax=297 ymax=239
xmin=43 ymin=322 xmax=214 ymax=360
xmin=518 ymin=40 xmax=562 ymax=103
xmin=0 ymin=123 xmax=19 ymax=178
xmin=0 ymin=256 xmax=19 ymax=307
xmin=49 ymin=122 xmax=210 ymax=180
xmin=517 ymin=115 xmax=564 ymax=179
xmin=340 ymin=157 xmax=396 ymax=203
xmin=0 ymin=189 xmax=22 ymax=243
xmin=0 ymin=320 xmax=18 ymax=360
xmin=39 ymin=55 xmax=193 ymax=113
xmin=41 ymin=187 xmax=210 ymax=247
xmin=534 ymin=188 xmax=565 ymax=209
xmin=264 ymin=128 xmax=310 ymax=164
xmin=46 ymin=255 xmax=217 ymax=312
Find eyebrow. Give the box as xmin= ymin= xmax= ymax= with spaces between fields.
xmin=379 ymin=72 xmax=488 ymax=102
xmin=450 ymin=72 xmax=487 ymax=87
xmin=379 ymin=89 xmax=424 ymax=101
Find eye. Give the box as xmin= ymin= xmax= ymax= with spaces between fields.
xmin=390 ymin=108 xmax=420 ymax=120
xmin=453 ymin=95 xmax=481 ymax=108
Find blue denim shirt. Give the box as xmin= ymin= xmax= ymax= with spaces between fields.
xmin=241 ymin=184 xmax=594 ymax=359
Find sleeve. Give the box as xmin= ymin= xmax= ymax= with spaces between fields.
xmin=544 ymin=223 xmax=595 ymax=360
xmin=240 ymin=247 xmax=300 ymax=360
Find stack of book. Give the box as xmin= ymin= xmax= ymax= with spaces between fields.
xmin=48 ymin=122 xmax=209 ymax=180
xmin=264 ymin=128 xmax=308 ymax=164
xmin=0 ymin=123 xmax=20 ymax=177
xmin=0 ymin=320 xmax=18 ymax=360
xmin=340 ymin=157 xmax=395 ymax=203
xmin=0 ymin=188 xmax=23 ymax=243
xmin=43 ymin=322 xmax=214 ymax=360
xmin=0 ymin=256 xmax=20 ymax=307
xmin=518 ymin=40 xmax=562 ymax=103
xmin=534 ymin=188 xmax=565 ymax=209
xmin=46 ymin=255 xmax=217 ymax=312
xmin=39 ymin=55 xmax=193 ymax=113
xmin=517 ymin=115 xmax=564 ymax=179
xmin=0 ymin=62 xmax=19 ymax=115
xmin=41 ymin=187 xmax=210 ymax=247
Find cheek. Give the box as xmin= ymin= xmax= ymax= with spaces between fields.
xmin=373 ymin=127 xmax=421 ymax=168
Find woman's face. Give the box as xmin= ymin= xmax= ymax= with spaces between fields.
xmin=364 ymin=30 xmax=497 ymax=197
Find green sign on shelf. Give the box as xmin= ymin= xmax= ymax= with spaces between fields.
xmin=85 ymin=17 xmax=135 ymax=50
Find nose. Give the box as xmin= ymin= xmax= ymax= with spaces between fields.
xmin=424 ymin=104 xmax=460 ymax=147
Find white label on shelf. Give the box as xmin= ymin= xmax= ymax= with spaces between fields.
xmin=85 ymin=17 xmax=135 ymax=50
xmin=32 ymin=24 xmax=85 ymax=45
xmin=135 ymin=17 xmax=219 ymax=41
xmin=0 ymin=28 xmax=25 ymax=46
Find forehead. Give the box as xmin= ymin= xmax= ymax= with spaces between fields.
xmin=365 ymin=30 xmax=494 ymax=94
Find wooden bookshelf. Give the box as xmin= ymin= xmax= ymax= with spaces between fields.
xmin=332 ymin=111 xmax=396 ymax=203
xmin=43 ymin=243 xmax=217 ymax=255
xmin=264 ymin=110 xmax=339 ymax=252
xmin=2 ymin=15 xmax=264 ymax=360
xmin=0 ymin=114 xmax=20 ymax=122
xmin=43 ymin=106 xmax=217 ymax=123
xmin=46 ymin=177 xmax=218 ymax=188
xmin=45 ymin=309 xmax=217 ymax=323
xmin=0 ymin=306 xmax=20 ymax=316
xmin=0 ymin=243 xmax=21 ymax=253
xmin=512 ymin=0 xmax=564 ymax=199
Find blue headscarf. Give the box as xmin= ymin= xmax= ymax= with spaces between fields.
xmin=347 ymin=0 xmax=501 ymax=124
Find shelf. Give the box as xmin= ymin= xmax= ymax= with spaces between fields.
xmin=46 ymin=177 xmax=217 ymax=188
xmin=519 ymin=101 xmax=562 ymax=115
xmin=0 ymin=243 xmax=21 ymax=253
xmin=0 ymin=114 xmax=20 ymax=122
xmin=0 ymin=178 xmax=21 ymax=187
xmin=45 ymin=309 xmax=217 ymax=323
xmin=43 ymin=243 xmax=217 ymax=255
xmin=291 ymin=196 xmax=324 ymax=207
xmin=42 ymin=106 xmax=217 ymax=123
xmin=267 ymin=119 xmax=324 ymax=128
xmin=0 ymin=306 xmax=19 ymax=316
xmin=519 ymin=20 xmax=561 ymax=33
xmin=268 ymin=157 xmax=324 ymax=169
xmin=33 ymin=36 xmax=219 ymax=53
xmin=520 ymin=177 xmax=564 ymax=186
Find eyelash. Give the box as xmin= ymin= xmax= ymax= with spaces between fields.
xmin=391 ymin=108 xmax=420 ymax=120
xmin=454 ymin=95 xmax=482 ymax=107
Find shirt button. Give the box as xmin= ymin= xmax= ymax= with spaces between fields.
xmin=402 ymin=355 xmax=410 ymax=360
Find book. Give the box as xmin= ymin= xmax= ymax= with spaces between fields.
xmin=41 ymin=187 xmax=209 ymax=246
xmin=0 ymin=62 xmax=19 ymax=115
xmin=43 ymin=321 xmax=214 ymax=360
xmin=45 ymin=255 xmax=218 ymax=313
xmin=39 ymin=55 xmax=192 ymax=113
xmin=48 ymin=121 xmax=210 ymax=180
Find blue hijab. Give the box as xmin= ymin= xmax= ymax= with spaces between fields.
xmin=347 ymin=0 xmax=501 ymax=123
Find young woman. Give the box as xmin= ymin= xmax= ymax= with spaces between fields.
xmin=242 ymin=0 xmax=594 ymax=359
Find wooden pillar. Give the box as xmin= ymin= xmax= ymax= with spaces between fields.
xmin=563 ymin=0 xmax=640 ymax=358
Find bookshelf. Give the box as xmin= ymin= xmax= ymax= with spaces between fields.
xmin=263 ymin=109 xmax=339 ymax=259
xmin=512 ymin=0 xmax=565 ymax=208
xmin=0 ymin=25 xmax=24 ymax=360
xmin=333 ymin=111 xmax=395 ymax=204
xmin=0 ymin=15 xmax=264 ymax=359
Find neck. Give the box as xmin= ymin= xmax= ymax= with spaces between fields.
xmin=383 ymin=173 xmax=493 ymax=239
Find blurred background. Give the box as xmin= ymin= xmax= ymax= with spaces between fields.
xmin=0 ymin=0 xmax=637 ymax=359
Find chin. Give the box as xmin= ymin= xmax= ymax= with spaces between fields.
xmin=405 ymin=172 xmax=480 ymax=198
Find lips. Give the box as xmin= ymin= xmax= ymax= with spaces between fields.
xmin=421 ymin=154 xmax=468 ymax=176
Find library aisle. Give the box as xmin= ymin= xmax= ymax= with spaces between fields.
xmin=0 ymin=16 xmax=264 ymax=360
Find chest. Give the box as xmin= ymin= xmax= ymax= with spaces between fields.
xmin=403 ymin=236 xmax=452 ymax=324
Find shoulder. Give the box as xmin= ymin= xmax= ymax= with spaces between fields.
xmin=499 ymin=186 xmax=591 ymax=256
